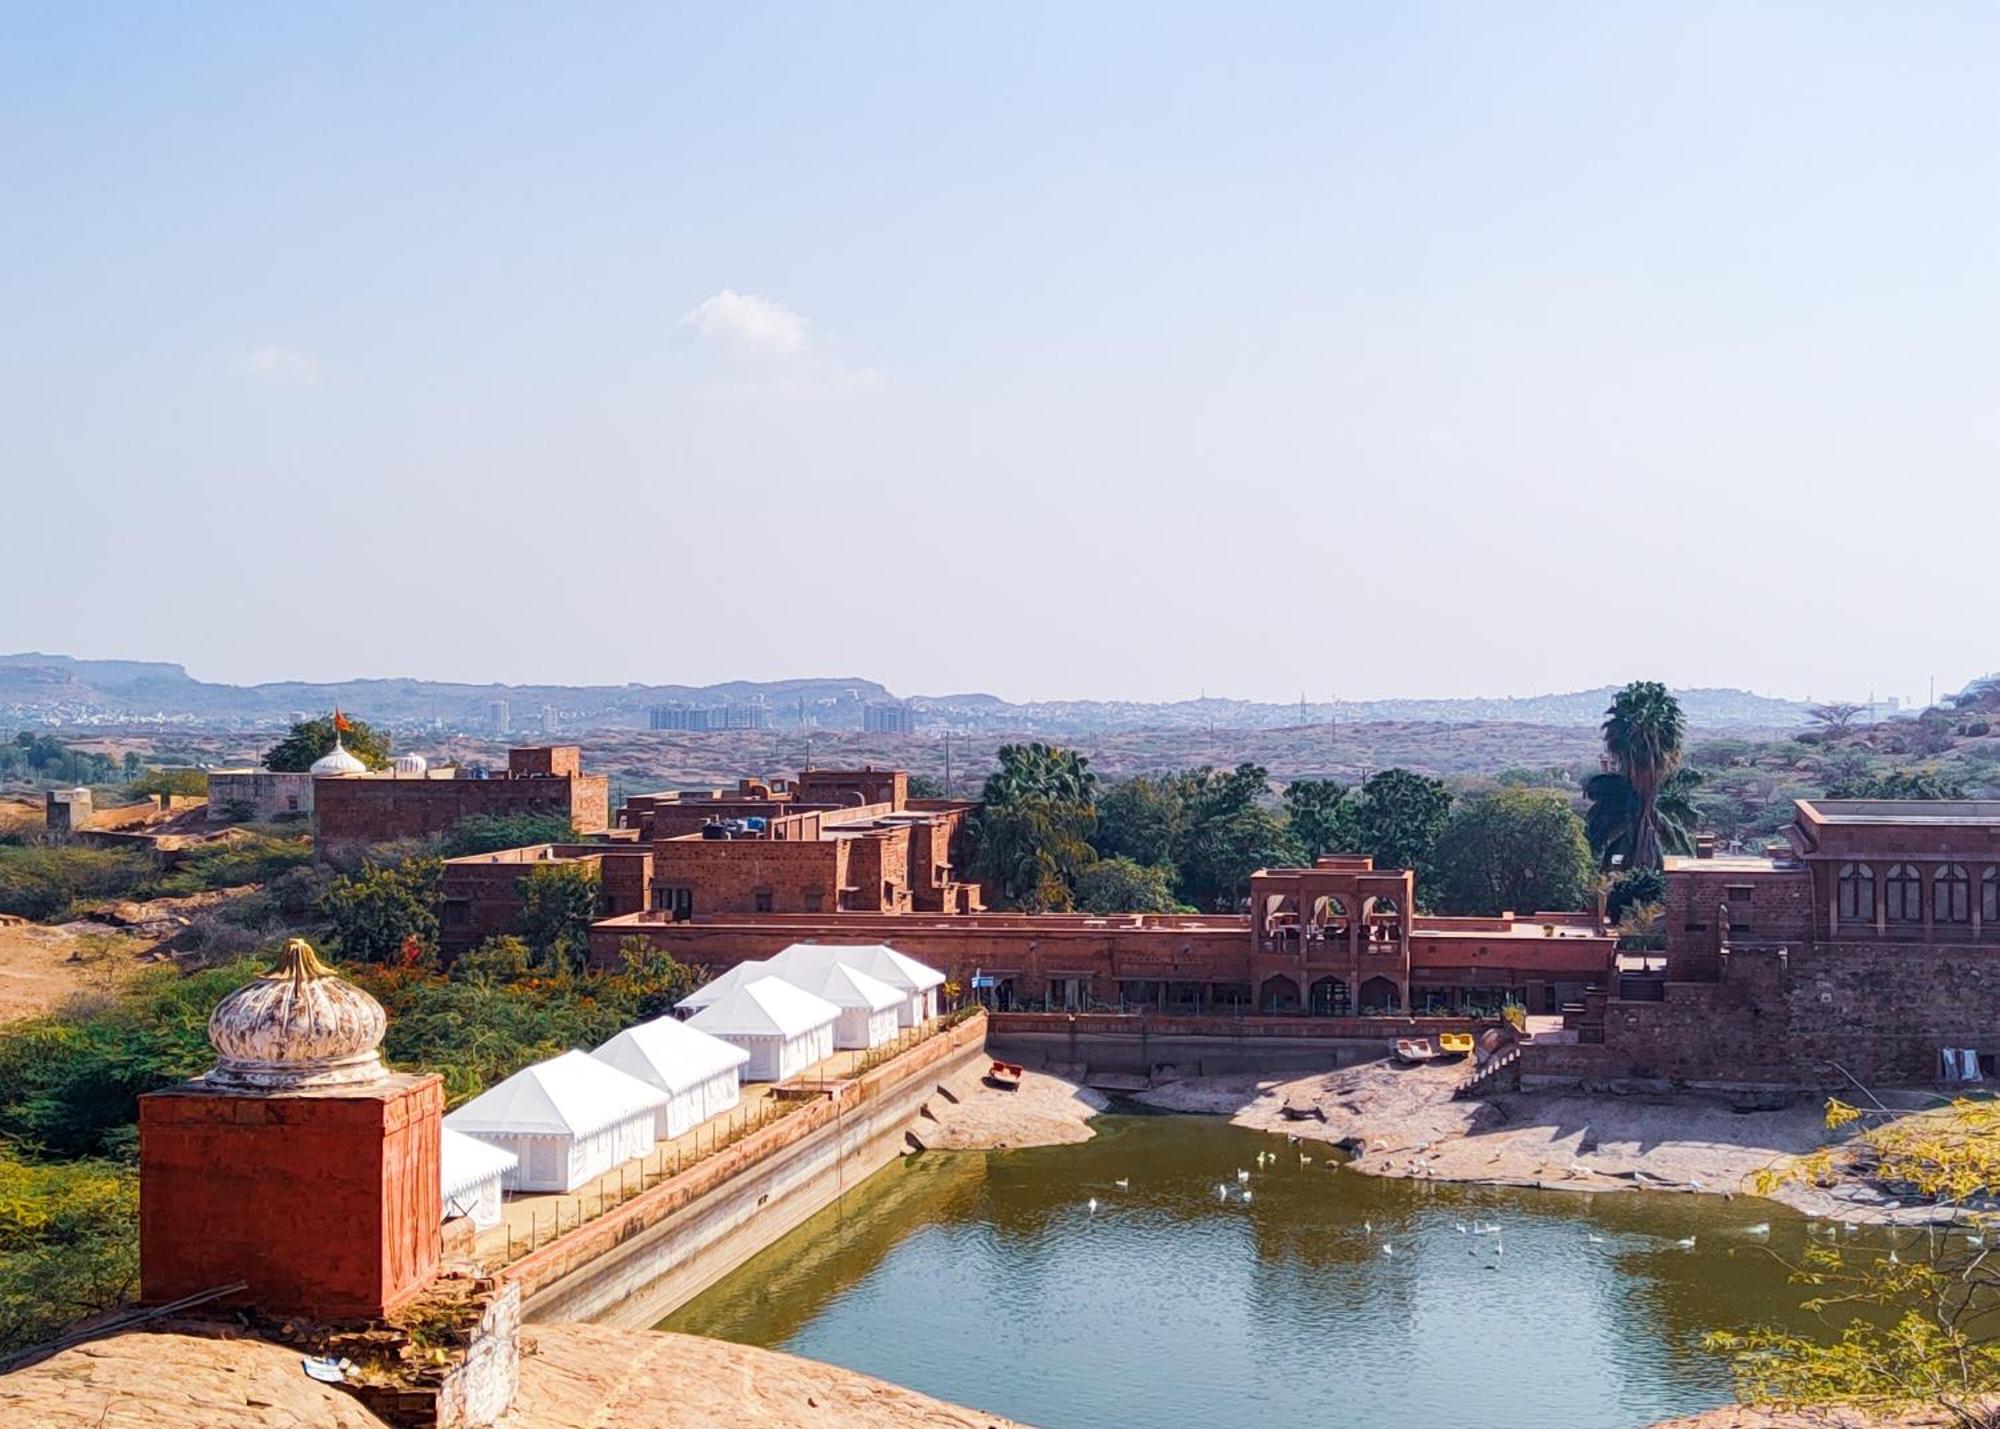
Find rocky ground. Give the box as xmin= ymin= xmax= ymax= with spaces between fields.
xmin=0 ymin=1325 xmax=1025 ymax=1428
xmin=0 ymin=886 xmax=259 ymax=1024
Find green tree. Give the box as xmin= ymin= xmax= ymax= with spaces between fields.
xmin=1074 ymin=857 xmax=1187 ymax=914
xmin=1177 ymin=764 xmax=1298 ymax=912
xmin=517 ymin=862 xmax=602 ymax=972
xmin=1094 ymin=775 xmax=1188 ymax=869
xmin=611 ymin=937 xmax=705 ymax=1018
xmin=1584 ymin=766 xmax=1702 ymax=870
xmin=1282 ymin=778 xmax=1359 ymax=863
xmin=970 ymin=744 xmax=1098 ymax=910
xmin=319 ymin=857 xmax=441 ymax=963
xmin=123 ymin=768 xmax=208 ymax=800
xmin=261 ymin=715 xmax=391 ymax=772
xmin=1429 ymin=789 xmax=1596 ymax=917
xmin=0 ymin=1150 xmax=138 ymax=1356
xmin=1598 ymin=681 xmax=1688 ymax=871
xmin=447 ymin=934 xmax=535 ymax=983
xmin=1353 ymin=768 xmax=1452 ymax=880
xmin=1605 ymin=866 xmax=1666 ymax=922
xmin=439 ymin=811 xmax=578 ymax=857
xmin=1826 ymin=766 xmax=1968 ymax=800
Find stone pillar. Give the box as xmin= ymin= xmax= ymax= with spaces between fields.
xmin=139 ymin=1071 xmax=443 ymax=1319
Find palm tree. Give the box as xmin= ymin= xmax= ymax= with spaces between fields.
xmin=1598 ymin=681 xmax=1687 ymax=871
xmin=1584 ymin=767 xmax=1701 ymax=870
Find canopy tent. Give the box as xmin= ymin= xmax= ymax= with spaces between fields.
xmin=687 ymin=977 xmax=839 ymax=1082
xmin=674 ymin=958 xmax=774 ymax=1017
xmin=441 ymin=1127 xmax=518 ymax=1229
xmin=444 ymin=1049 xmax=666 ymax=1193
xmin=770 ymin=943 xmax=947 ymax=1027
xmin=766 ymin=959 xmax=903 ymax=1050
xmin=591 ymin=1016 xmax=750 ymax=1139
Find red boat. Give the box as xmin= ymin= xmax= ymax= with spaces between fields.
xmin=986 ymin=1059 xmax=1025 ymax=1089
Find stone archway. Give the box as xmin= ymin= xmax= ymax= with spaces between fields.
xmin=1259 ymin=974 xmax=1302 ymax=1014
xmin=1358 ymin=975 xmax=1400 ymax=1014
xmin=1309 ymin=976 xmax=1349 ymax=1017
xmin=1309 ymin=895 xmax=1349 ymax=945
xmin=1362 ymin=896 xmax=1402 ymax=946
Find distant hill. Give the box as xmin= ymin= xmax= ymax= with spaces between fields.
xmin=0 ymin=652 xmax=1818 ymax=732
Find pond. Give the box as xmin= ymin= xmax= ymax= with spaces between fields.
xmin=661 ymin=1113 xmax=1865 ymax=1429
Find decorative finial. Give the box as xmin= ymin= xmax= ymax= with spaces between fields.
xmin=206 ymin=939 xmax=389 ymax=1091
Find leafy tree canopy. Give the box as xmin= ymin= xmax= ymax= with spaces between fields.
xmin=1075 ymin=857 xmax=1189 ymax=915
xmin=1584 ymin=766 xmax=1702 ymax=870
xmin=439 ymin=811 xmax=577 ymax=858
xmin=319 ymin=857 xmax=441 ymax=963
xmin=261 ymin=715 xmax=391 ymax=772
xmin=1282 ymin=778 xmax=1359 ymax=864
xmin=1825 ymin=766 xmax=1968 ymax=801
xmin=1429 ymin=789 xmax=1596 ymax=917
xmin=1599 ymin=681 xmax=1688 ymax=871
xmin=517 ymin=862 xmax=602 ymax=973
xmin=1353 ymin=768 xmax=1452 ymax=881
xmin=970 ymin=744 xmax=1098 ymax=910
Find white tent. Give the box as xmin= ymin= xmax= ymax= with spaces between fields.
xmin=441 ymin=1127 xmax=517 ymax=1229
xmin=591 ymin=1015 xmax=750 ymax=1139
xmin=687 ymin=977 xmax=839 ymax=1082
xmin=771 ymin=943 xmax=947 ymax=1027
xmin=768 ymin=959 xmax=903 ymax=1050
xmin=674 ymin=958 xmax=775 ymax=1017
xmin=443 ymin=1049 xmax=667 ymax=1193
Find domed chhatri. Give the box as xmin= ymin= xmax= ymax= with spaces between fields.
xmin=309 ymin=738 xmax=367 ymax=776
xmin=206 ymin=939 xmax=388 ymax=1090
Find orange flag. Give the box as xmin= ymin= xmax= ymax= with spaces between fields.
xmin=333 ymin=708 xmax=352 ymax=734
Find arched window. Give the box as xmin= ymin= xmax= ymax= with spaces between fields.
xmin=1984 ymin=869 xmax=1999 ymax=924
xmin=1883 ymin=864 xmax=1924 ymax=923
xmin=1935 ymin=864 xmax=1971 ymax=924
xmin=1837 ymin=863 xmax=1874 ymax=924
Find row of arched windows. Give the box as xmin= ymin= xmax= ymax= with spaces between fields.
xmin=1836 ymin=863 xmax=2000 ymax=926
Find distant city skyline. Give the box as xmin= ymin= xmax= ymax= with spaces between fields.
xmin=5 ymin=5 xmax=1997 ymax=707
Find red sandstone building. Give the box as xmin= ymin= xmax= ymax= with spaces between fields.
xmin=1537 ymin=798 xmax=2000 ymax=1086
xmin=594 ymin=855 xmax=1617 ymax=1018
xmin=622 ymin=768 xmax=980 ymax=920
xmin=313 ymin=744 xmax=609 ymax=856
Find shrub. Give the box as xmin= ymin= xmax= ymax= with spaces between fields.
xmin=0 ymin=846 xmax=156 ymax=922
xmin=438 ymin=812 xmax=577 ymax=859
xmin=320 ymin=858 xmax=441 ymax=963
xmin=0 ymin=1150 xmax=138 ymax=1357
xmin=152 ymin=832 xmax=313 ymax=898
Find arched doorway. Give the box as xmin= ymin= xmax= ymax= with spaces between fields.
xmin=1309 ymin=976 xmax=1349 ymax=1017
xmin=1309 ymin=895 xmax=1349 ymax=945
xmin=1259 ymin=974 xmax=1301 ymax=1014
xmin=1359 ymin=976 xmax=1400 ymax=1013
xmin=1261 ymin=893 xmax=1301 ymax=950
xmin=1362 ymin=896 xmax=1402 ymax=946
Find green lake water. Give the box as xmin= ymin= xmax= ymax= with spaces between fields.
xmin=662 ymin=1113 xmax=1877 ymax=1429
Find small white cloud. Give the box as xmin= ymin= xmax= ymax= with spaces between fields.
xmin=240 ymin=345 xmax=322 ymax=385
xmin=682 ymin=290 xmax=810 ymax=357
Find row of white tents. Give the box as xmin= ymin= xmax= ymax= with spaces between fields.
xmin=436 ymin=943 xmax=947 ymax=1223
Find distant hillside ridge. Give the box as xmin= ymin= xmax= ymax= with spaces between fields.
xmin=0 ymin=652 xmax=1822 ymax=731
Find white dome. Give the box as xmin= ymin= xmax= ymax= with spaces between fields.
xmin=310 ymin=738 xmax=367 ymax=776
xmin=392 ymin=752 xmax=429 ymax=776
xmin=206 ymin=939 xmax=387 ymax=1091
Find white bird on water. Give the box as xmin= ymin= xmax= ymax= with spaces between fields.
xmin=1381 ymin=1243 xmax=1396 ymax=1258
xmin=1087 ymin=1198 xmax=1098 ymax=1215
xmin=1888 ymin=1249 xmax=1901 ymax=1265
xmin=1237 ymin=1168 xmax=1250 ymax=1183
xmin=1675 ymin=1236 xmax=1697 ymax=1250
xmin=1363 ymin=1220 xmax=1373 ymax=1235
xmin=1587 ymin=1233 xmax=1606 ymax=1244
xmin=1216 ymin=1183 xmax=1228 ymax=1201
xmin=1299 ymin=1154 xmax=1313 ymax=1166
xmin=1114 ymin=1178 xmax=1129 ymax=1190
xmin=1242 ymin=1190 xmax=1253 ymax=1204
xmin=1745 ymin=1222 xmax=1770 ymax=1237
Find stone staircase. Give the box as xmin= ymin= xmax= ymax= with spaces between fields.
xmin=1452 ymin=1045 xmax=1522 ymax=1100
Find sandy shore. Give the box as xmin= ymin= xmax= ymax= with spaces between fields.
xmin=1134 ymin=1059 xmax=1948 ymax=1223
xmin=917 ymin=1061 xmax=1108 ymax=1151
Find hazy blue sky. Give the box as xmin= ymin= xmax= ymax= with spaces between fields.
xmin=4 ymin=4 xmax=1996 ymax=705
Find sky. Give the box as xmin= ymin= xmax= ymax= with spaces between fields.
xmin=3 ymin=3 xmax=1997 ymax=707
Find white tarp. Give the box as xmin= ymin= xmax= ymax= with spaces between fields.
xmin=674 ymin=958 xmax=775 ymax=1016
xmin=591 ymin=1016 xmax=750 ymax=1140
xmin=766 ymin=959 xmax=903 ymax=1050
xmin=441 ymin=1127 xmax=517 ymax=1229
xmin=770 ymin=943 xmax=947 ymax=1027
xmin=444 ymin=1049 xmax=667 ymax=1193
xmin=688 ymin=977 xmax=839 ymax=1082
